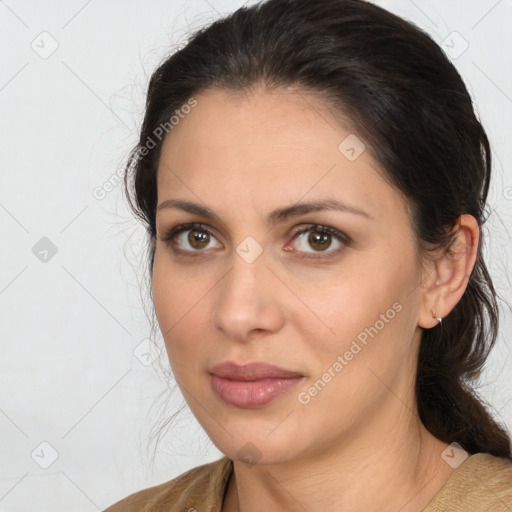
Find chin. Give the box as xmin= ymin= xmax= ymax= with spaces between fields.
xmin=210 ymin=427 xmax=300 ymax=466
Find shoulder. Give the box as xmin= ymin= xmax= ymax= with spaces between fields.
xmin=425 ymin=452 xmax=512 ymax=511
xmin=103 ymin=456 xmax=233 ymax=512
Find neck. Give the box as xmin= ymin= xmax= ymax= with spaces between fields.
xmin=222 ymin=409 xmax=455 ymax=512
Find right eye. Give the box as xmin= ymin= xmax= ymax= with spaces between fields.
xmin=160 ymin=223 xmax=223 ymax=254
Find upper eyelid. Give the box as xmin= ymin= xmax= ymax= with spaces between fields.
xmin=162 ymin=222 xmax=221 ymax=242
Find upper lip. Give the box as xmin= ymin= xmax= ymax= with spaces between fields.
xmin=210 ymin=362 xmax=304 ymax=381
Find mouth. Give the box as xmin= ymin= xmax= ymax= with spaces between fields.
xmin=210 ymin=361 xmax=305 ymax=408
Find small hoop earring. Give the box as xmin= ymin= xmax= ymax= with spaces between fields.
xmin=432 ymin=310 xmax=442 ymax=324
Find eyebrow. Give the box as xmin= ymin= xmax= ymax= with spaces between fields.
xmin=156 ymin=198 xmax=372 ymax=226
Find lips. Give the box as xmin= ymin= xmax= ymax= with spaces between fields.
xmin=210 ymin=362 xmax=305 ymax=408
xmin=210 ymin=361 xmax=303 ymax=380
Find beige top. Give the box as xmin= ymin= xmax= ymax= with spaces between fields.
xmin=104 ymin=452 xmax=512 ymax=511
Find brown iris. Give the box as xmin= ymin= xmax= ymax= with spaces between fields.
xmin=188 ymin=229 xmax=210 ymax=249
xmin=308 ymin=231 xmax=331 ymax=251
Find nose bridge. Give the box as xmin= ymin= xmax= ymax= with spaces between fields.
xmin=227 ymin=246 xmax=267 ymax=299
xmin=212 ymin=245 xmax=284 ymax=340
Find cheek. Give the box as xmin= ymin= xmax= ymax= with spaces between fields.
xmin=295 ymin=253 xmax=414 ymax=366
xmin=294 ymin=282 xmax=410 ymax=418
xmin=152 ymin=249 xmax=209 ymax=326
xmin=152 ymin=254 xmax=178 ymax=335
xmin=151 ymin=254 xmax=208 ymax=367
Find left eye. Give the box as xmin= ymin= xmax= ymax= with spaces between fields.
xmin=288 ymin=225 xmax=348 ymax=256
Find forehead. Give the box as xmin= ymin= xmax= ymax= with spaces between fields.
xmin=156 ymin=87 xmax=408 ymax=227
xmin=161 ymin=86 xmax=349 ymax=154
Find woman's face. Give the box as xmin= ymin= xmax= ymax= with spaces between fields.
xmin=152 ymin=87 xmax=428 ymax=464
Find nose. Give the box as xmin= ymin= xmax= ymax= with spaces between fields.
xmin=212 ymin=250 xmax=285 ymax=342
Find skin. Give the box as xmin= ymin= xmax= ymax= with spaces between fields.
xmin=152 ymin=87 xmax=479 ymax=512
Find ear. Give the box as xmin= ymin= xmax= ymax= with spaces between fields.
xmin=417 ymin=214 xmax=480 ymax=329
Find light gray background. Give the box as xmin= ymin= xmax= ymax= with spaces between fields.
xmin=1 ymin=0 xmax=511 ymax=510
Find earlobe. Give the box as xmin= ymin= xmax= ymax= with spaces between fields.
xmin=418 ymin=214 xmax=480 ymax=329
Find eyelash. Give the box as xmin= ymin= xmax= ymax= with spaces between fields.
xmin=159 ymin=222 xmax=351 ymax=260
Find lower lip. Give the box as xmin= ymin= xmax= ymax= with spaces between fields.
xmin=211 ymin=375 xmax=304 ymax=408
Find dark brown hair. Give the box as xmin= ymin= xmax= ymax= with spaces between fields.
xmin=124 ymin=0 xmax=512 ymax=459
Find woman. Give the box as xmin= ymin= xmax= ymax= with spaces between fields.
xmin=105 ymin=0 xmax=512 ymax=510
